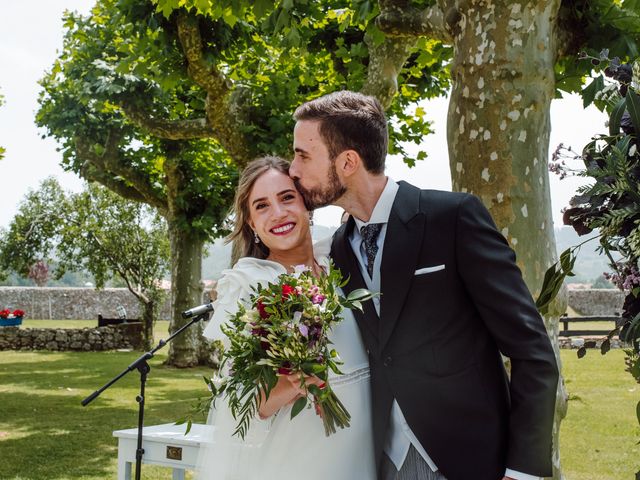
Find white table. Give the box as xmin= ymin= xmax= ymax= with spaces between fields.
xmin=113 ymin=423 xmax=210 ymax=480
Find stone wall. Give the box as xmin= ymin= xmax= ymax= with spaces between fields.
xmin=0 ymin=287 xmax=173 ymax=321
xmin=0 ymin=286 xmax=625 ymax=321
xmin=0 ymin=323 xmax=143 ymax=351
xmin=567 ymin=289 xmax=624 ymax=316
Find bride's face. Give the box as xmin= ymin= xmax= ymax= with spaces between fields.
xmin=247 ymin=168 xmax=311 ymax=254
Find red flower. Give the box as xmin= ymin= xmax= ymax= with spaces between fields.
xmin=12 ymin=309 xmax=24 ymax=317
xmin=256 ymin=300 xmax=269 ymax=319
xmin=277 ymin=361 xmax=292 ymax=375
xmin=0 ymin=309 xmax=9 ymax=319
xmin=281 ymin=284 xmax=296 ymax=298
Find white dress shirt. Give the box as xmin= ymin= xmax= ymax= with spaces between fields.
xmin=347 ymin=178 xmax=540 ymax=480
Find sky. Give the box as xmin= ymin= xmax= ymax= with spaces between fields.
xmin=0 ymin=1 xmax=608 ymax=230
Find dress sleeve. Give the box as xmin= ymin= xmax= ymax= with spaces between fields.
xmin=202 ymin=268 xmax=252 ymax=343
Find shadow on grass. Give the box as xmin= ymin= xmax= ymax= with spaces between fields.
xmin=0 ymin=351 xmax=212 ymax=479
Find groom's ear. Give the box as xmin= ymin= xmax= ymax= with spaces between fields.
xmin=338 ymin=150 xmax=361 ymax=178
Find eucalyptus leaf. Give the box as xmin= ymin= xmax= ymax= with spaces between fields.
xmin=291 ymin=396 xmax=307 ymax=419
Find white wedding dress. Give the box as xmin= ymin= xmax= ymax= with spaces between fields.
xmin=195 ymin=241 xmax=375 ymax=480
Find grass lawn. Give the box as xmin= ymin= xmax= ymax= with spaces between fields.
xmin=0 ymin=321 xmax=206 ymax=479
xmin=1 ymin=322 xmax=639 ymax=479
xmin=559 ymin=349 xmax=640 ymax=479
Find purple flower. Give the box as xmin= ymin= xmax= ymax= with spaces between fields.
xmin=312 ymin=294 xmax=325 ymax=305
xmin=298 ymin=324 xmax=309 ymax=337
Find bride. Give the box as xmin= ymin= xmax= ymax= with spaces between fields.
xmin=196 ymin=156 xmax=375 ymax=480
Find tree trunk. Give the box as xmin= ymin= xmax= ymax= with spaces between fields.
xmin=141 ymin=300 xmax=155 ymax=351
xmin=166 ymin=219 xmax=206 ymax=367
xmin=443 ymin=1 xmax=567 ymax=477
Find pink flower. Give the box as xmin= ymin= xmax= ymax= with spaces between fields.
xmin=312 ymin=294 xmax=325 ymax=305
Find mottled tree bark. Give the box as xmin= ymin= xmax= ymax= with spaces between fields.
xmin=441 ymin=1 xmax=567 ymax=477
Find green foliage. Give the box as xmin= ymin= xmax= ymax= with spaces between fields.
xmin=37 ymin=0 xmax=448 ymax=180
xmin=36 ymin=1 xmax=239 ymax=241
xmin=0 ymin=178 xmax=171 ymax=347
xmin=548 ymin=55 xmax=640 ymax=450
xmin=536 ymin=244 xmax=580 ymax=316
xmin=555 ymin=2 xmax=640 ymax=95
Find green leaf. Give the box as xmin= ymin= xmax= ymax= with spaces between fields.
xmin=610 ymin=97 xmax=627 ymax=136
xmin=626 ymin=88 xmax=640 ymax=136
xmin=290 ymin=396 xmax=307 ymax=419
xmin=307 ymin=384 xmax=322 ymax=397
xmin=559 ymin=248 xmax=575 ymax=274
xmin=582 ymin=75 xmax=605 ymax=108
xmin=536 ymin=262 xmax=566 ymax=315
xmin=253 ymin=0 xmax=272 ymax=18
xmin=347 ymin=288 xmax=373 ymax=301
xmin=301 ymin=362 xmax=325 ymax=375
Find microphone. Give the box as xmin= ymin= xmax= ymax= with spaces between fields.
xmin=182 ymin=302 xmax=214 ymax=319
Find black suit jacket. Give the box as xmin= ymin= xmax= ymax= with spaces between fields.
xmin=330 ymin=182 xmax=559 ymax=480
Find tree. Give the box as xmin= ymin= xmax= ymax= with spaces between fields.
xmin=36 ymin=0 xmax=447 ymax=366
xmin=0 ymin=178 xmax=170 ymax=349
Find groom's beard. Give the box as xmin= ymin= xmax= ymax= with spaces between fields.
xmin=294 ymin=162 xmax=346 ymax=210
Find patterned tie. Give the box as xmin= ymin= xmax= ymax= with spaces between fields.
xmin=361 ymin=223 xmax=383 ymax=278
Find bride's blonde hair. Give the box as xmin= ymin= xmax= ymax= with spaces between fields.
xmin=227 ymin=156 xmax=292 ymax=259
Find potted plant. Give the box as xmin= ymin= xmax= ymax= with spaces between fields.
xmin=0 ymin=309 xmax=25 ymax=327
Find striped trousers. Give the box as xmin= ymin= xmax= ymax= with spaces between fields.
xmin=380 ymin=445 xmax=447 ymax=480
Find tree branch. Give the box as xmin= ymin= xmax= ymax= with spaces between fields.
xmin=74 ymin=131 xmax=168 ymax=212
xmin=176 ymin=11 xmax=253 ymax=164
xmin=376 ymin=0 xmax=451 ymax=42
xmin=362 ymin=34 xmax=417 ymax=109
xmin=119 ymin=100 xmax=216 ymax=139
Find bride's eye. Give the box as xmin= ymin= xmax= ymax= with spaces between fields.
xmin=282 ymin=193 xmax=296 ymax=201
xmin=255 ymin=202 xmax=268 ymax=210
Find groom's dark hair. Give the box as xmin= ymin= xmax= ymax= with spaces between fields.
xmin=293 ymin=91 xmax=388 ymax=174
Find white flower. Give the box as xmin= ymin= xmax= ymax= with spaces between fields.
xmin=629 ymin=144 xmax=637 ymax=157
xmin=293 ymin=311 xmax=302 ymax=323
xmin=292 ymin=264 xmax=310 ymax=278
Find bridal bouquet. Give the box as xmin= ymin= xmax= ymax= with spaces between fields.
xmin=212 ymin=262 xmax=373 ymax=439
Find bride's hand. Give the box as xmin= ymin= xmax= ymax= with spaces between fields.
xmin=283 ymin=373 xmax=325 ymax=396
xmin=258 ymin=373 xmax=325 ymax=419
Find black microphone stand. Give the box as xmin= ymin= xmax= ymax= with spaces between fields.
xmin=81 ymin=311 xmax=210 ymax=480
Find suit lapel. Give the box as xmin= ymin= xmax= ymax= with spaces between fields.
xmin=330 ymin=217 xmax=379 ymax=341
xmin=379 ymin=181 xmax=425 ymax=349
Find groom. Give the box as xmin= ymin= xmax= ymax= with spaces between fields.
xmin=289 ymin=91 xmax=559 ymax=480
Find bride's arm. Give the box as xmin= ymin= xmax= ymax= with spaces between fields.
xmin=258 ymin=374 xmax=325 ymax=419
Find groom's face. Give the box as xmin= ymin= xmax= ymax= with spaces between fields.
xmin=290 ymin=120 xmax=346 ymax=210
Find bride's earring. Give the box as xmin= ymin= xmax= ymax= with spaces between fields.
xmin=309 ymin=211 xmax=314 ymax=227
xmin=254 ymin=231 xmax=260 ymax=244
